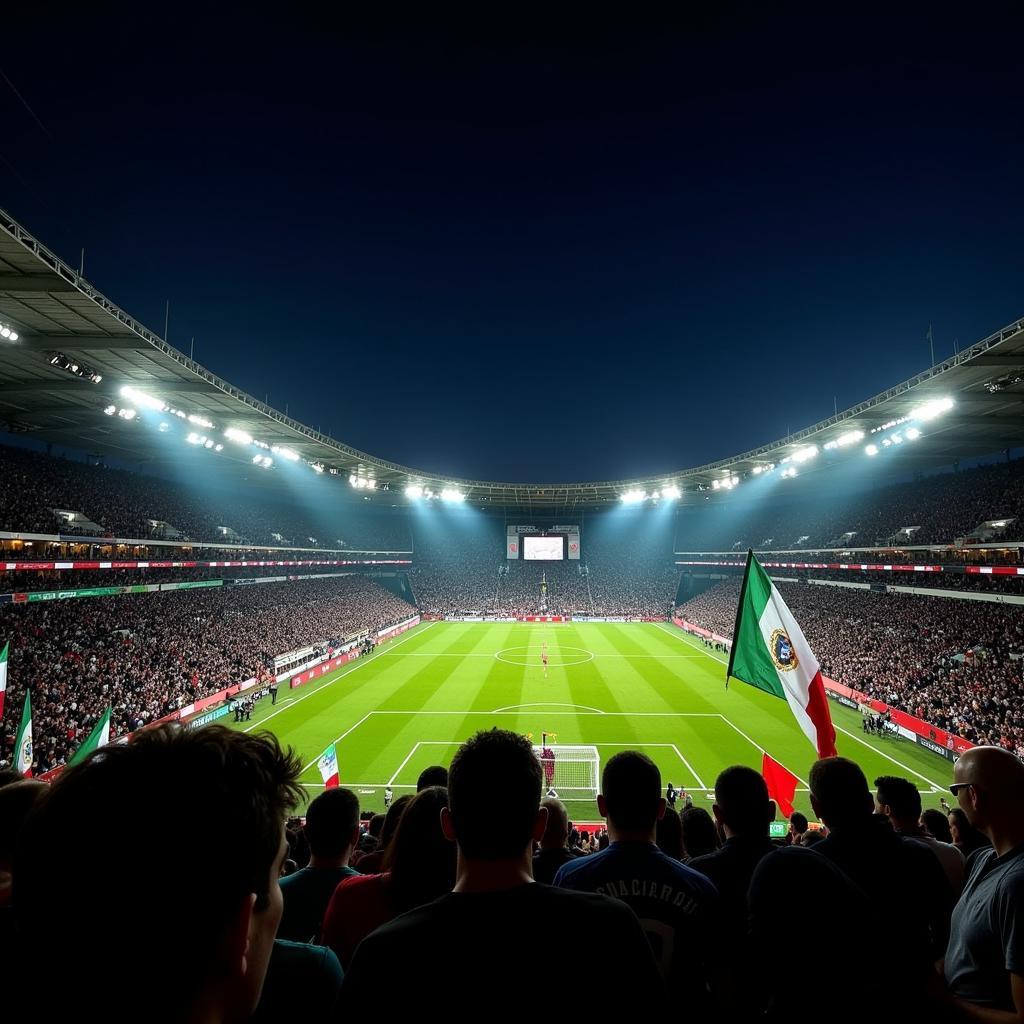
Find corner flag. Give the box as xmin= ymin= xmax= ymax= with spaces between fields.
xmin=727 ymin=550 xmax=837 ymax=759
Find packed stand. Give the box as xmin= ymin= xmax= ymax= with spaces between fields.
xmin=0 ymin=443 xmax=412 ymax=550
xmin=675 ymin=579 xmax=1024 ymax=756
xmin=4 ymin=728 xmax=1021 ymax=1023
xmin=675 ymin=456 xmax=1024 ymax=551
xmin=0 ymin=575 xmax=415 ymax=772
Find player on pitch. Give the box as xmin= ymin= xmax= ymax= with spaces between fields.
xmin=541 ymin=640 xmax=549 ymax=678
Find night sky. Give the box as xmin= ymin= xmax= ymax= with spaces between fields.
xmin=3 ymin=8 xmax=1023 ymax=482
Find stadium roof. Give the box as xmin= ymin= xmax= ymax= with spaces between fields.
xmin=2 ymin=206 xmax=1024 ymax=510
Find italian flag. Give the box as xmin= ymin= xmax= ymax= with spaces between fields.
xmin=0 ymin=641 xmax=8 ymax=721
xmin=14 ymin=690 xmax=32 ymax=777
xmin=67 ymin=706 xmax=112 ymax=768
xmin=727 ymin=551 xmax=837 ymax=759
xmin=317 ymin=742 xmax=340 ymax=788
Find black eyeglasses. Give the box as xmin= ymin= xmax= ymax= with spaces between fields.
xmin=949 ymin=782 xmax=973 ymax=795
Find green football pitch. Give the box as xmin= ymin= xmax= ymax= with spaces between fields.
xmin=231 ymin=620 xmax=954 ymax=821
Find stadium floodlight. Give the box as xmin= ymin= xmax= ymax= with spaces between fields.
xmin=441 ymin=487 xmax=465 ymax=502
xmin=824 ymin=430 xmax=865 ymax=450
xmin=224 ymin=427 xmax=254 ymax=446
xmin=103 ymin=404 xmax=116 ymax=416
xmin=865 ymin=443 xmax=879 ymax=456
xmin=117 ymin=408 xmax=137 ymax=421
xmin=214 ymin=443 xmax=224 ymax=451
xmin=405 ymin=484 xmax=424 ymax=499
xmin=910 ymin=396 xmax=954 ymax=422
xmin=310 ymin=462 xmax=325 ymax=473
xmin=187 ymin=413 xmax=214 ymax=429
xmin=271 ymin=445 xmax=301 ymax=462
xmin=0 ymin=322 xmax=19 ymax=341
xmin=203 ymin=439 xmax=215 ymax=449
xmin=252 ymin=454 xmax=273 ymax=468
xmin=620 ymin=488 xmax=646 ymax=503
xmin=906 ymin=427 xmax=921 ymax=440
xmin=662 ymin=484 xmax=681 ymax=500
xmin=186 ymin=432 xmax=203 ymax=445
xmin=781 ymin=467 xmax=798 ymax=478
xmin=120 ymin=386 xmax=167 ymax=412
xmin=159 ymin=422 xmax=170 ymax=432
xmin=791 ymin=445 xmax=818 ymax=463
xmin=891 ymin=433 xmax=903 ymax=444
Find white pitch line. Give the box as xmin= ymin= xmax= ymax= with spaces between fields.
xmin=244 ymin=620 xmax=435 ymax=733
xmin=492 ymin=702 xmax=607 ymax=714
xmin=383 ymin=652 xmax=707 ymax=659
xmin=670 ymin=743 xmax=707 ymax=790
xmin=387 ymin=742 xmax=423 ymax=786
xmin=654 ymin=621 xmax=730 ymax=663
xmin=363 ymin=710 xmax=722 ymax=717
xmin=716 ymin=714 xmax=809 ymax=787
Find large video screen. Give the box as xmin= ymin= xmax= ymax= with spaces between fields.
xmin=523 ymin=535 xmax=565 ymax=560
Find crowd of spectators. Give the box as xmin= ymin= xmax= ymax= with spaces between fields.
xmin=0 ymin=575 xmax=414 ymax=773
xmin=675 ymin=579 xmax=1024 ymax=757
xmin=411 ymin=518 xmax=679 ymax=617
xmin=675 ymin=456 xmax=1024 ymax=551
xmin=0 ymin=444 xmax=412 ymax=550
xmin=4 ymin=729 xmax=1021 ymax=1022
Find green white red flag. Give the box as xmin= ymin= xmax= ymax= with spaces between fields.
xmin=14 ymin=690 xmax=33 ymax=777
xmin=67 ymin=706 xmax=112 ymax=767
xmin=317 ymin=742 xmax=339 ymax=788
xmin=0 ymin=641 xmax=8 ymax=721
xmin=727 ymin=550 xmax=837 ymax=759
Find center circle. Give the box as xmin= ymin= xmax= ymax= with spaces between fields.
xmin=494 ymin=645 xmax=594 ymax=667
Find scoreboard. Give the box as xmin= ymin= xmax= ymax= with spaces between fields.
xmin=506 ymin=524 xmax=581 ymax=561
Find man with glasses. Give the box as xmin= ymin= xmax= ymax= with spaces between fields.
xmin=941 ymin=746 xmax=1024 ymax=1021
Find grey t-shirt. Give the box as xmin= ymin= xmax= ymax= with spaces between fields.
xmin=945 ymin=843 xmax=1024 ymax=1010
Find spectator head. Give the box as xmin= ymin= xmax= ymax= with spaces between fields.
xmin=921 ymin=808 xmax=953 ymax=844
xmin=539 ymin=797 xmax=569 ymax=850
xmin=655 ymin=802 xmax=684 ymax=859
xmin=384 ymin=786 xmax=456 ymax=912
xmin=950 ymin=745 xmax=1024 ymax=839
xmin=378 ymin=794 xmax=413 ymax=850
xmin=0 ymin=768 xmax=23 ymax=788
xmin=367 ymin=813 xmax=386 ymax=839
xmin=799 ymin=828 xmax=824 ymax=847
xmin=417 ymin=765 xmax=449 ymax=791
xmin=304 ymin=787 xmax=360 ymax=863
xmin=0 ymin=779 xmax=47 ymax=908
xmin=598 ymin=750 xmax=665 ymax=836
xmin=874 ymin=776 xmax=922 ymax=830
xmin=442 ymin=728 xmax=544 ymax=861
xmin=809 ymin=757 xmax=873 ymax=830
xmin=711 ymin=765 xmax=772 ymax=838
xmin=14 ymin=724 xmax=302 ymax=1023
xmin=789 ymin=811 xmax=809 ymax=839
xmin=680 ymin=805 xmax=720 ymax=859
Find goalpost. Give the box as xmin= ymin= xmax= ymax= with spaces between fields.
xmin=533 ymin=744 xmax=600 ymax=799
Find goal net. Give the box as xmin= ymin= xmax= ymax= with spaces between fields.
xmin=533 ymin=745 xmax=599 ymax=799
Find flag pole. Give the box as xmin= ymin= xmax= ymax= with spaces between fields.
xmin=725 ymin=548 xmax=755 ymax=688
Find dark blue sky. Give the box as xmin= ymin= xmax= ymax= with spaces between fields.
xmin=3 ymin=8 xmax=1023 ymax=482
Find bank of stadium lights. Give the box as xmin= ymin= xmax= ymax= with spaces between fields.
xmin=310 ymin=462 xmax=325 ymax=474
xmin=440 ymin=487 xmax=465 ymax=502
xmin=711 ymin=475 xmax=740 ymax=491
xmin=780 ymin=467 xmax=798 ymax=479
xmin=781 ymin=445 xmax=818 ymax=466
xmin=661 ymin=484 xmax=682 ymax=500
xmin=906 ymin=427 xmax=921 ymax=440
xmin=224 ymin=427 xmax=254 ymax=446
xmin=751 ymin=463 xmax=776 ymax=475
xmin=49 ymin=352 xmax=102 ymax=383
xmin=865 ymin=443 xmax=879 ymax=456
xmin=0 ymin=322 xmax=20 ymax=341
xmin=120 ymin=386 xmax=167 ymax=413
xmin=910 ymin=396 xmax=955 ymax=422
xmin=187 ymin=413 xmax=214 ymax=429
xmin=252 ymin=454 xmax=273 ymax=468
xmin=350 ymin=474 xmax=376 ymax=490
xmin=824 ymin=430 xmax=865 ymax=451
xmin=620 ymin=489 xmax=647 ymax=504
xmin=271 ymin=445 xmax=301 ymax=462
